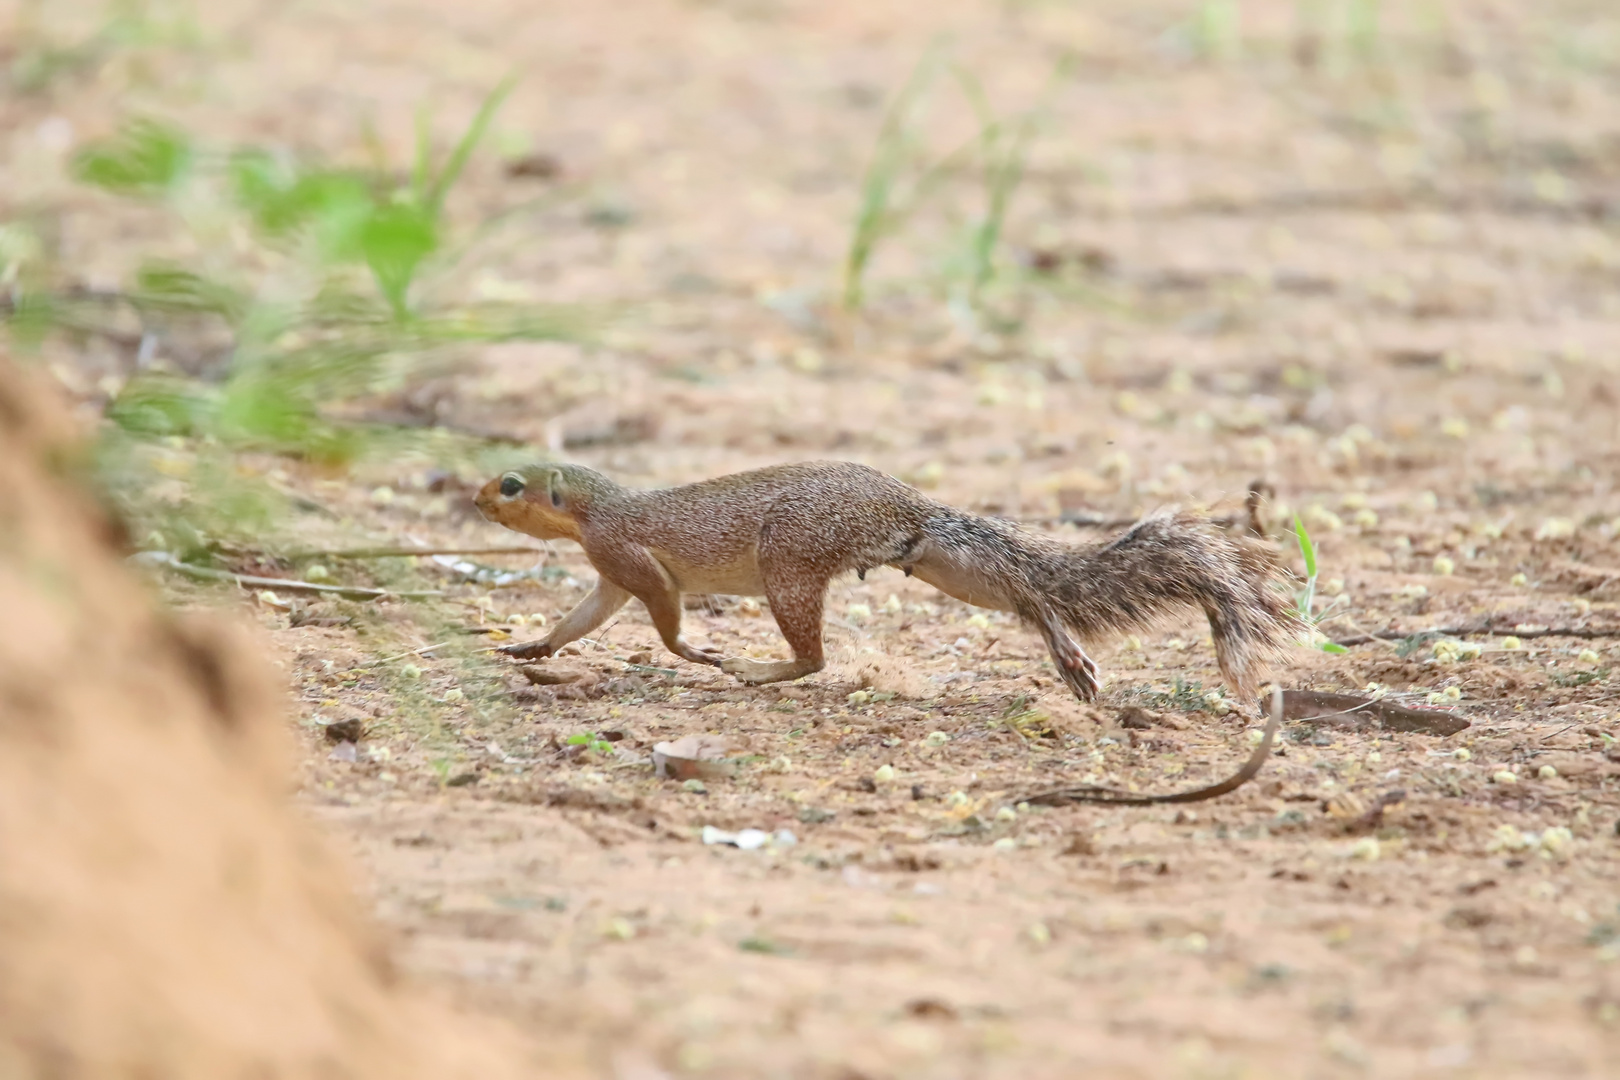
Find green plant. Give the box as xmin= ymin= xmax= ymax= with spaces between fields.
xmin=566 ymin=732 xmax=615 ymax=755
xmin=840 ymin=46 xmax=1067 ymax=314
xmin=7 ymin=81 xmax=592 ymax=556
xmin=841 ymin=42 xmax=954 ymax=311
xmin=951 ymin=58 xmax=1069 ymax=308
xmin=1293 ymin=515 xmax=1349 ymax=653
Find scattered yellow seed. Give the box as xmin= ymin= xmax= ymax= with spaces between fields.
xmin=370 ymin=486 xmax=395 ymax=505
xmin=1454 ymin=748 xmax=1472 ymax=762
xmin=443 ymin=688 xmax=464 ymax=703
xmin=1433 ymin=555 xmax=1456 ymax=575
xmin=882 ymin=594 xmax=903 ymax=614
xmin=1352 ymin=508 xmax=1379 ymax=528
xmin=1122 ymin=635 xmax=1143 ymax=652
xmin=737 ymin=597 xmax=762 ymax=617
xmin=1509 ymin=573 xmax=1528 ymax=587
xmin=1323 ymin=577 xmax=1345 ymax=596
xmin=1304 ymin=505 xmax=1343 ymax=531
xmin=1493 ymin=770 xmax=1518 ymax=785
xmin=1535 ymin=518 xmax=1576 ymax=541
xmin=847 ymin=689 xmax=871 ymax=707
xmin=1579 ymin=649 xmax=1601 ymax=664
xmin=400 ymin=663 xmax=422 ymax=679
xmin=1541 ymin=827 xmax=1574 ymax=858
xmin=995 ymin=806 xmax=1018 ymax=824
xmin=1027 ymin=921 xmax=1052 ymax=945
xmin=1367 ymin=751 xmax=1382 ymax=764
xmin=924 ymin=731 xmax=949 ymax=748
xmin=1443 ymin=686 xmax=1462 ymax=701
xmin=992 ymin=837 xmax=1018 ymax=852
xmin=873 ymin=764 xmax=897 ymax=783
xmin=1502 ymin=636 xmax=1522 ymax=650
xmin=1349 ymin=837 xmax=1381 ymax=861
xmin=966 ymin=613 xmax=992 ymax=630
xmin=1441 ymin=417 xmax=1469 ymax=439
xmin=528 ymin=612 xmax=548 ymax=625
xmin=601 ymin=917 xmax=635 ymax=940
xmin=1412 ymin=491 xmax=1439 ymax=512
xmin=507 ymin=613 xmax=527 ymax=626
xmin=304 ymin=564 xmax=330 ymax=582
xmin=846 ymin=603 xmax=872 ymax=623
xmin=1538 ymin=764 xmax=1559 ymax=780
xmin=1487 ymin=824 xmax=1528 ymax=852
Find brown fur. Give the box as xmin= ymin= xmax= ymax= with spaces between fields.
xmin=474 ymin=461 xmax=1300 ymax=701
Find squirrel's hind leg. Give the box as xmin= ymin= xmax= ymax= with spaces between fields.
xmin=1034 ymin=609 xmax=1101 ymax=702
xmin=721 ymin=573 xmax=828 ymax=686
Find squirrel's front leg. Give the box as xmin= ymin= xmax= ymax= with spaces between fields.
xmin=594 ymin=544 xmax=725 ymax=668
xmin=1034 ymin=609 xmax=1101 ymax=702
xmin=500 ymin=578 xmax=631 ymax=659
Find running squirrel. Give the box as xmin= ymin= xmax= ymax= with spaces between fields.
xmin=473 ymin=461 xmax=1299 ymax=704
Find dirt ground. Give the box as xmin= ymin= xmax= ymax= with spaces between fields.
xmin=9 ymin=0 xmax=1620 ymax=1077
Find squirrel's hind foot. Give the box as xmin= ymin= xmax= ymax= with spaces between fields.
xmin=721 ymin=656 xmax=823 ymax=685
xmin=1053 ymin=640 xmax=1101 ymax=702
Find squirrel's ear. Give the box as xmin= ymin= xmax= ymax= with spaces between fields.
xmin=545 ymin=469 xmax=565 ymax=509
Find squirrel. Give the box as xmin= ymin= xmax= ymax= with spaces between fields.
xmin=473 ymin=460 xmax=1299 ymax=706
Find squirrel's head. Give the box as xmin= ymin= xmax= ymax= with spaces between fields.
xmin=474 ymin=464 xmax=591 ymax=541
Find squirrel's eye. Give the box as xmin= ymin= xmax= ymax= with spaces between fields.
xmin=499 ymin=475 xmax=524 ymax=498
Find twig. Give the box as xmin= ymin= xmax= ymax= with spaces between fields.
xmin=132 ymin=551 xmax=442 ymax=600
xmin=1333 ymin=623 xmax=1620 ymax=646
xmin=1017 ymin=687 xmax=1282 ymax=807
xmin=345 ymin=642 xmax=452 ymax=671
xmin=286 ymin=545 xmax=547 ymax=560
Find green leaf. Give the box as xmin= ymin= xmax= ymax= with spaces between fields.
xmin=359 ymin=203 xmax=438 ymax=317
xmin=1319 ymin=641 xmax=1349 ymax=654
xmin=425 ymin=77 xmax=517 ymax=219
xmin=230 ymin=152 xmax=376 ymax=258
xmin=132 ymin=262 xmax=249 ymax=322
xmin=1293 ymin=514 xmax=1318 ymax=580
xmin=72 ymin=119 xmax=191 ymax=195
xmin=106 ymin=376 xmax=215 ymax=437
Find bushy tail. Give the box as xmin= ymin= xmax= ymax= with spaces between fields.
xmin=1023 ymin=511 xmax=1300 ymax=699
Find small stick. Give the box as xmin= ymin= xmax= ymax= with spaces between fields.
xmin=342 ymin=642 xmax=452 ymax=672
xmin=1018 ymin=686 xmax=1282 ymax=807
xmin=133 ymin=551 xmax=442 ymax=600
xmin=285 ymin=545 xmax=547 ymax=560
xmin=1333 ymin=624 xmax=1620 ymax=646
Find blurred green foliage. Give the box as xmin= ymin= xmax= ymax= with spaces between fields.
xmin=4 ymin=78 xmax=591 ymax=558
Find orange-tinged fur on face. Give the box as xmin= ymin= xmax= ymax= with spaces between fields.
xmin=474 ymin=468 xmax=583 ymax=543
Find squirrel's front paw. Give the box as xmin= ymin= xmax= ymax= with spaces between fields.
xmin=500 ymin=639 xmax=556 ymax=660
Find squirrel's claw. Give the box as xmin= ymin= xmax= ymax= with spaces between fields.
xmin=1054 ymin=642 xmax=1101 ymax=702
xmin=500 ymin=639 xmax=556 ymax=660
xmin=672 ymin=638 xmax=726 ymax=667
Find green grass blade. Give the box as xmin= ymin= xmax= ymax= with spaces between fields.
xmin=1294 ymin=514 xmax=1318 ymax=580
xmin=425 ymin=76 xmax=517 ymax=220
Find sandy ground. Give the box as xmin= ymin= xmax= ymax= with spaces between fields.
xmin=9 ymin=0 xmax=1620 ymax=1076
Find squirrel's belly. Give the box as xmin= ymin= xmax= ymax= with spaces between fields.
xmin=649 ymin=548 xmax=766 ymax=596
